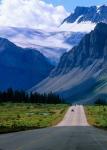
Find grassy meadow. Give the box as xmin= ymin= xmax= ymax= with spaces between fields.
xmin=0 ymin=103 xmax=68 ymax=133
xmin=85 ymin=106 xmax=107 ymax=128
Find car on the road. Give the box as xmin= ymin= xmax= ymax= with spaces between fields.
xmin=71 ymin=109 xmax=74 ymax=112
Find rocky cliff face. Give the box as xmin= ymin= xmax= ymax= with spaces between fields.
xmin=63 ymin=5 xmax=107 ymax=24
xmin=51 ymin=23 xmax=107 ymax=76
xmin=30 ymin=23 xmax=107 ymax=103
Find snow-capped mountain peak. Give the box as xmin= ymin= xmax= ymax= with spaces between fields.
xmin=63 ymin=5 xmax=107 ymax=24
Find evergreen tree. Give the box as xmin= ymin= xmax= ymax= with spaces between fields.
xmin=0 ymin=89 xmax=65 ymax=104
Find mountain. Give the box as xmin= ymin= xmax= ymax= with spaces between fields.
xmin=63 ymin=5 xmax=107 ymax=24
xmin=1 ymin=6 xmax=107 ymax=65
xmin=1 ymin=6 xmax=105 ymax=65
xmin=0 ymin=38 xmax=53 ymax=91
xmin=0 ymin=27 xmax=85 ymax=64
xmin=60 ymin=5 xmax=107 ymax=34
xmin=29 ymin=23 xmax=107 ymax=104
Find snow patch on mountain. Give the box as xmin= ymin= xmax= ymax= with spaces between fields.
xmin=60 ymin=22 xmax=96 ymax=32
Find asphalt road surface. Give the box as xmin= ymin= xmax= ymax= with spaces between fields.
xmin=57 ymin=105 xmax=89 ymax=126
xmin=0 ymin=105 xmax=107 ymax=150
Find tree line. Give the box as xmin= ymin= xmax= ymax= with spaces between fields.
xmin=0 ymin=88 xmax=65 ymax=104
xmin=95 ymin=98 xmax=107 ymax=105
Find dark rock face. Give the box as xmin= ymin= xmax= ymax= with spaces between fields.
xmin=30 ymin=23 xmax=107 ymax=103
xmin=63 ymin=5 xmax=107 ymax=24
xmin=51 ymin=23 xmax=107 ymax=76
xmin=0 ymin=38 xmax=53 ymax=90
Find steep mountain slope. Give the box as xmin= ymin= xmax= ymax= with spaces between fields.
xmin=0 ymin=38 xmax=53 ymax=91
xmin=29 ymin=23 xmax=107 ymax=103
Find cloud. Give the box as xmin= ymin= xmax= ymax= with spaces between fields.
xmin=0 ymin=0 xmax=69 ymax=29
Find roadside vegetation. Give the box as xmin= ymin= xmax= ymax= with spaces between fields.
xmin=0 ymin=88 xmax=68 ymax=133
xmin=0 ymin=103 xmax=68 ymax=133
xmin=85 ymin=99 xmax=107 ymax=129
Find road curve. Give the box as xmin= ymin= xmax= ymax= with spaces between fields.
xmin=0 ymin=106 xmax=107 ymax=150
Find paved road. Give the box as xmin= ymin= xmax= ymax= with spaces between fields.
xmin=0 ymin=106 xmax=107 ymax=150
xmin=57 ymin=105 xmax=88 ymax=126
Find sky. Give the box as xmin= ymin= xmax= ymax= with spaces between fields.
xmin=0 ymin=0 xmax=106 ymax=30
xmin=44 ymin=0 xmax=107 ymax=11
xmin=0 ymin=0 xmax=68 ymax=29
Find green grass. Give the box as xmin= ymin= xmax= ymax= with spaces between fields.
xmin=85 ymin=106 xmax=107 ymax=128
xmin=0 ymin=103 xmax=68 ymax=133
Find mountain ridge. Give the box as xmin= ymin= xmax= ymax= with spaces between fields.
xmin=29 ymin=23 xmax=107 ymax=104
xmin=63 ymin=5 xmax=107 ymax=24
xmin=0 ymin=37 xmax=53 ymax=91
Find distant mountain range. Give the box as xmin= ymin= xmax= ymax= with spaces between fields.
xmin=30 ymin=23 xmax=107 ymax=104
xmin=0 ymin=38 xmax=53 ymax=90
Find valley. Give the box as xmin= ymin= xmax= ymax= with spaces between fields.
xmin=1 ymin=4 xmax=107 ymax=104
xmin=30 ymin=23 xmax=107 ymax=104
xmin=0 ymin=2 xmax=107 ymax=150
